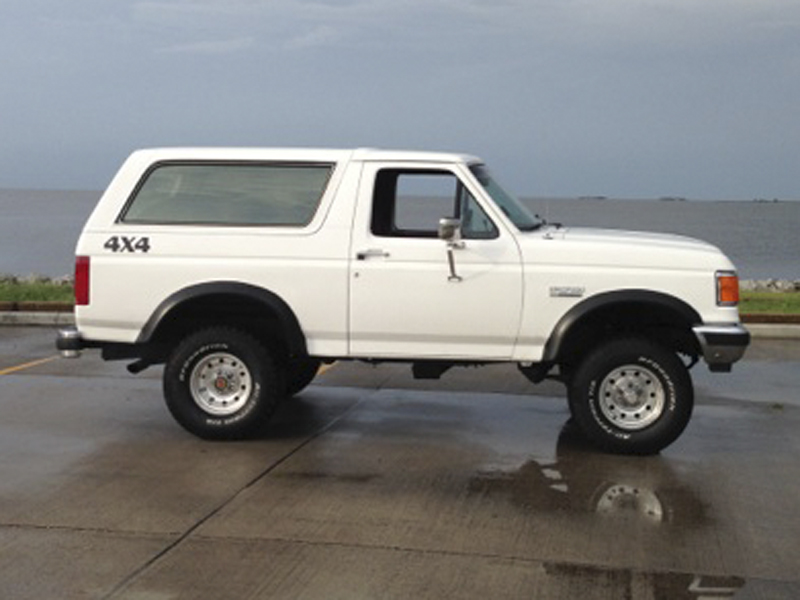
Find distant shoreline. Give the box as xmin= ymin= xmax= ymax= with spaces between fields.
xmin=2 ymin=191 xmax=799 ymax=280
xmin=2 ymin=188 xmax=799 ymax=203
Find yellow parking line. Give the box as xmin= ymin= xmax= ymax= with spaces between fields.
xmin=0 ymin=356 xmax=332 ymax=377
xmin=317 ymin=362 xmax=337 ymax=376
xmin=0 ymin=355 xmax=59 ymax=376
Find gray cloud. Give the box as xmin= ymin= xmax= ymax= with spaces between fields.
xmin=0 ymin=0 xmax=798 ymax=199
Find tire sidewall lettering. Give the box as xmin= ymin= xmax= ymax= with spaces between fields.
xmin=586 ymin=380 xmax=628 ymax=439
xmin=202 ymin=381 xmax=261 ymax=427
xmin=588 ymin=355 xmax=674 ymax=437
xmin=178 ymin=342 xmax=230 ymax=383
xmin=570 ymin=338 xmax=693 ymax=454
xmin=639 ymin=355 xmax=677 ymax=413
xmin=163 ymin=327 xmax=281 ymax=440
xmin=181 ymin=343 xmax=258 ymax=422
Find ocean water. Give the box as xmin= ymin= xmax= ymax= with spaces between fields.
xmin=525 ymin=197 xmax=800 ymax=281
xmin=0 ymin=189 xmax=797 ymax=280
xmin=0 ymin=189 xmax=100 ymax=278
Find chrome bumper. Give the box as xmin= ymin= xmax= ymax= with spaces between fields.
xmin=56 ymin=327 xmax=84 ymax=358
xmin=692 ymin=324 xmax=750 ymax=372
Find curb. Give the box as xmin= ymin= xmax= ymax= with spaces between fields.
xmin=0 ymin=312 xmax=75 ymax=327
xmin=2 ymin=311 xmax=799 ymax=340
xmin=741 ymin=323 xmax=800 ymax=340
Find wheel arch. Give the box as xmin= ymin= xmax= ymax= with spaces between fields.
xmin=137 ymin=281 xmax=308 ymax=358
xmin=543 ymin=290 xmax=702 ymax=365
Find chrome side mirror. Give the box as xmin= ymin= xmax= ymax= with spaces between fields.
xmin=438 ymin=217 xmax=462 ymax=243
xmin=438 ymin=217 xmax=464 ymax=282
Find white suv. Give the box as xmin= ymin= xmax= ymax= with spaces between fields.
xmin=58 ymin=148 xmax=749 ymax=454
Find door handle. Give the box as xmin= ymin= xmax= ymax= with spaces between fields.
xmin=356 ymin=249 xmax=390 ymax=260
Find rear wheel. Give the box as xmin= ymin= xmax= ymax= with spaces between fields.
xmin=163 ymin=327 xmax=283 ymax=440
xmin=567 ymin=337 xmax=693 ymax=455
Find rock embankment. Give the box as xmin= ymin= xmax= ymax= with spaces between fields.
xmin=0 ymin=274 xmax=74 ymax=285
xmin=3 ymin=274 xmax=800 ymax=292
xmin=740 ymin=279 xmax=800 ymax=292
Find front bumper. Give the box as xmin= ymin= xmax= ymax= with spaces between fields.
xmin=692 ymin=324 xmax=750 ymax=372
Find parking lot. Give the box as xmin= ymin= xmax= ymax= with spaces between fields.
xmin=1 ymin=326 xmax=799 ymax=599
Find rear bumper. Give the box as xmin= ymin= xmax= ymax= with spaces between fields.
xmin=56 ymin=328 xmax=158 ymax=368
xmin=56 ymin=327 xmax=85 ymax=358
xmin=692 ymin=324 xmax=750 ymax=372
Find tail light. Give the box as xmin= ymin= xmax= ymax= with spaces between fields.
xmin=75 ymin=256 xmax=90 ymax=306
xmin=716 ymin=271 xmax=739 ymax=306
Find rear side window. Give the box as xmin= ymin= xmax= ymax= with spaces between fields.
xmin=120 ymin=162 xmax=333 ymax=226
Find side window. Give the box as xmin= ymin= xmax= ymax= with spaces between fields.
xmin=120 ymin=162 xmax=333 ymax=226
xmin=458 ymin=185 xmax=500 ymax=240
xmin=371 ymin=170 xmax=498 ymax=239
xmin=394 ymin=173 xmax=456 ymax=233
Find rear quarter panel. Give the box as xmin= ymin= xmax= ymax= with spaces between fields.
xmin=75 ymin=152 xmax=361 ymax=356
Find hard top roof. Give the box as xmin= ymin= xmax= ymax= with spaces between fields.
xmin=130 ymin=147 xmax=482 ymax=165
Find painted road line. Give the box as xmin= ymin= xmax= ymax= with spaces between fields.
xmin=0 ymin=356 xmax=333 ymax=378
xmin=318 ymin=362 xmax=337 ymax=376
xmin=0 ymin=355 xmax=59 ymax=376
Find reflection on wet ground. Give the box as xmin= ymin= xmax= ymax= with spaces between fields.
xmin=541 ymin=565 xmax=744 ymax=600
xmin=1 ymin=330 xmax=799 ymax=598
xmin=468 ymin=422 xmax=745 ymax=598
xmin=468 ymin=422 xmax=709 ymax=525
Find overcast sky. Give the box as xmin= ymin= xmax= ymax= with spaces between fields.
xmin=1 ymin=0 xmax=798 ymax=199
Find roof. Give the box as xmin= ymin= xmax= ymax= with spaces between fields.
xmin=129 ymin=147 xmax=482 ymax=165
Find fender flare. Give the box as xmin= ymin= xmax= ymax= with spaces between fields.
xmin=136 ymin=281 xmax=307 ymax=356
xmin=542 ymin=289 xmax=701 ymax=362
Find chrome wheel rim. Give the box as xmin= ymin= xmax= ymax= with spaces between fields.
xmin=598 ymin=365 xmax=665 ymax=430
xmin=189 ymin=352 xmax=252 ymax=416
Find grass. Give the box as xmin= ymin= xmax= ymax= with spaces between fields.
xmin=0 ymin=281 xmax=799 ymax=314
xmin=0 ymin=281 xmax=74 ymax=303
xmin=739 ymin=291 xmax=800 ymax=315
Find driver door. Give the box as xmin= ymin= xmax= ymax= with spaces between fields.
xmin=348 ymin=164 xmax=524 ymax=359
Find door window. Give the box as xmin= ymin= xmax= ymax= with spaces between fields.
xmin=371 ymin=170 xmax=498 ymax=239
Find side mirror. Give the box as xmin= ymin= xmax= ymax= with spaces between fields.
xmin=438 ymin=217 xmax=462 ymax=243
xmin=438 ymin=218 xmax=464 ymax=283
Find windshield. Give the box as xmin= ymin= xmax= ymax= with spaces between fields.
xmin=469 ymin=164 xmax=543 ymax=231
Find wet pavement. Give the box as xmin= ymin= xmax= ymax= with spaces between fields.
xmin=1 ymin=326 xmax=799 ymax=599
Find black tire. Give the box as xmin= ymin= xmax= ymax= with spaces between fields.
xmin=163 ymin=327 xmax=283 ymax=440
xmin=567 ymin=337 xmax=693 ymax=455
xmin=286 ymin=357 xmax=321 ymax=396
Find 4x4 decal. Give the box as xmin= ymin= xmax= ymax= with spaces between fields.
xmin=103 ymin=236 xmax=151 ymax=253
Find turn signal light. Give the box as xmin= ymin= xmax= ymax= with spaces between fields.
xmin=716 ymin=271 xmax=739 ymax=306
xmin=75 ymin=256 xmax=90 ymax=306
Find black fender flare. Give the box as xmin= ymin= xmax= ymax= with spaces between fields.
xmin=136 ymin=281 xmax=307 ymax=356
xmin=542 ymin=289 xmax=701 ymax=362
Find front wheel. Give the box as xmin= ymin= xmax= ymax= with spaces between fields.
xmin=567 ymin=338 xmax=693 ymax=455
xmin=163 ymin=327 xmax=283 ymax=440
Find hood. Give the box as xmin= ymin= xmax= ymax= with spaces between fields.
xmin=520 ymin=226 xmax=735 ymax=272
